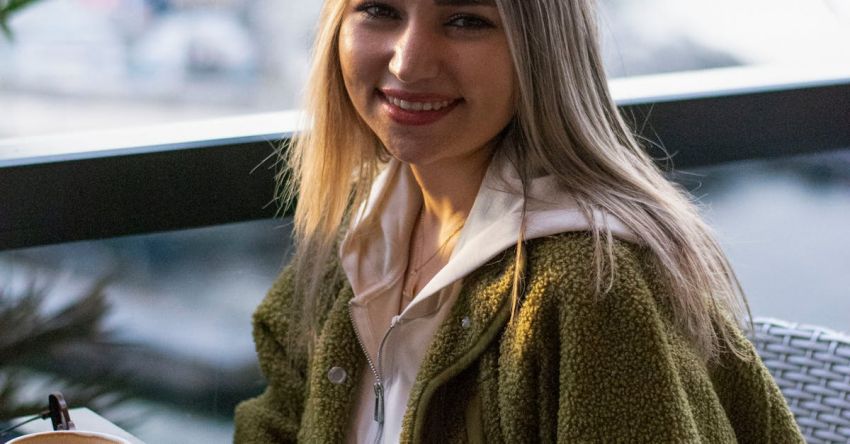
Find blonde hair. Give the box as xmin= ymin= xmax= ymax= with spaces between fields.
xmin=283 ymin=0 xmax=751 ymax=361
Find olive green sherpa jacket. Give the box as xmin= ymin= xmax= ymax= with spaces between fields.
xmin=234 ymin=233 xmax=804 ymax=443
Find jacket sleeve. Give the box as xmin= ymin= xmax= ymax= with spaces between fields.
xmin=554 ymin=242 xmax=804 ymax=443
xmin=234 ymin=266 xmax=307 ymax=444
xmin=705 ymin=314 xmax=806 ymax=443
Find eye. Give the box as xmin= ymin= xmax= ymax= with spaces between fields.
xmin=445 ymin=14 xmax=494 ymax=30
xmin=355 ymin=2 xmax=400 ymax=20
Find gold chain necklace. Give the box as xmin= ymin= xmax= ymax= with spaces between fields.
xmin=402 ymin=208 xmax=465 ymax=301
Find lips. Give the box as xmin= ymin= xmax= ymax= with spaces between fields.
xmin=378 ymin=89 xmax=462 ymax=126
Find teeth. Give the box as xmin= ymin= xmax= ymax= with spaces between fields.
xmin=387 ymin=95 xmax=452 ymax=112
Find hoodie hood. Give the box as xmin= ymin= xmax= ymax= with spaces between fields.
xmin=340 ymin=157 xmax=637 ymax=319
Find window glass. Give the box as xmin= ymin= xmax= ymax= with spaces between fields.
xmin=0 ymin=219 xmax=290 ymax=443
xmin=598 ymin=0 xmax=850 ymax=78
xmin=1 ymin=0 xmax=848 ymax=140
xmin=0 ymin=0 xmax=323 ymax=138
xmin=691 ymin=148 xmax=850 ymax=334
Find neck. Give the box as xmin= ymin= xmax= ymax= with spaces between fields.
xmin=409 ymin=150 xmax=492 ymax=228
xmin=400 ymin=149 xmax=492 ymax=308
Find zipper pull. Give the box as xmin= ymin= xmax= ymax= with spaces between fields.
xmin=373 ymin=382 xmax=385 ymax=424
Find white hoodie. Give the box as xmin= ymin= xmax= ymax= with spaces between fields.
xmin=341 ymin=158 xmax=635 ymax=443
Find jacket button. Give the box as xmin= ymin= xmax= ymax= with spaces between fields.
xmin=327 ymin=366 xmax=347 ymax=384
xmin=461 ymin=316 xmax=472 ymax=329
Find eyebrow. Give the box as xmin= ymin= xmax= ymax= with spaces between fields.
xmin=434 ymin=0 xmax=496 ymax=6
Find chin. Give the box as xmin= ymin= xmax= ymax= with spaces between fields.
xmin=382 ymin=141 xmax=431 ymax=164
xmin=386 ymin=150 xmax=428 ymax=166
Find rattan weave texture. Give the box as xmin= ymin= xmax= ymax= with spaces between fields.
xmin=752 ymin=318 xmax=850 ymax=444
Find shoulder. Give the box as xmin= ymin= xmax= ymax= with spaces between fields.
xmin=519 ymin=232 xmax=675 ymax=340
xmin=524 ymin=232 xmax=661 ymax=300
xmin=525 ymin=231 xmax=649 ymax=267
xmin=518 ymin=232 xmax=687 ymax=372
xmin=254 ymin=252 xmax=348 ymax=337
xmin=255 ymin=263 xmax=297 ymax=326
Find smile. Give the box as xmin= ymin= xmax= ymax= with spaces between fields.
xmin=378 ymin=89 xmax=462 ymax=126
xmin=385 ymin=96 xmax=452 ymax=112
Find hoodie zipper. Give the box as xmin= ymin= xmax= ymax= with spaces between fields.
xmin=348 ymin=303 xmax=398 ymax=444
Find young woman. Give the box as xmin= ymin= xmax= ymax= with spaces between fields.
xmin=235 ymin=0 xmax=804 ymax=442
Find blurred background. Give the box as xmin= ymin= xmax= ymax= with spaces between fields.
xmin=1 ymin=0 xmax=849 ymax=442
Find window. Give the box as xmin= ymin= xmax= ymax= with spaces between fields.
xmin=598 ymin=0 xmax=850 ymax=78
xmin=2 ymin=0 xmax=848 ymax=140
xmin=693 ymin=149 xmax=850 ymax=334
xmin=1 ymin=219 xmax=290 ymax=443
xmin=0 ymin=0 xmax=322 ymax=138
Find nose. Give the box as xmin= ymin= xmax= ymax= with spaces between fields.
xmin=388 ymin=23 xmax=441 ymax=84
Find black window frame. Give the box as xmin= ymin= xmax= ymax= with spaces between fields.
xmin=1 ymin=68 xmax=848 ymax=251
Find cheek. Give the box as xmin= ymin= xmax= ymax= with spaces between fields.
xmin=338 ymin=22 xmax=360 ymax=95
xmin=492 ymin=46 xmax=517 ymax=108
xmin=338 ymin=23 xmax=381 ymax=100
xmin=466 ymin=47 xmax=517 ymax=125
xmin=493 ymin=60 xmax=517 ymax=117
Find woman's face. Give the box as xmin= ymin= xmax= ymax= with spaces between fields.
xmin=338 ymin=0 xmax=516 ymax=167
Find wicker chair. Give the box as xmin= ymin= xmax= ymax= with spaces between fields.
xmin=751 ymin=317 xmax=850 ymax=444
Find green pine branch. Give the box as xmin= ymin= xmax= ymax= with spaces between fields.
xmin=0 ymin=281 xmax=113 ymax=365
xmin=0 ymin=280 xmax=131 ymax=426
xmin=0 ymin=0 xmax=42 ymax=40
